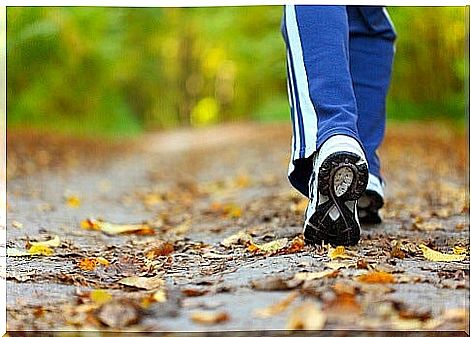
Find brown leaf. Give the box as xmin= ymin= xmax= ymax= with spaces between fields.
xmin=181 ymin=288 xmax=209 ymax=297
xmin=145 ymin=241 xmax=174 ymax=259
xmin=286 ymin=302 xmax=326 ymax=330
xmin=391 ymin=240 xmax=406 ymax=259
xmin=191 ymin=311 xmax=230 ymax=325
xmin=251 ymin=276 xmax=302 ymax=291
xmin=81 ymin=218 xmax=155 ymax=236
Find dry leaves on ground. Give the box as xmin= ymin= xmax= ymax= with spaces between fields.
xmin=81 ymin=218 xmax=155 ymax=236
xmin=118 ymin=276 xmax=165 ymax=290
xmin=419 ymin=244 xmax=466 ymax=262
xmin=357 ymin=271 xmax=396 ymax=284
xmin=295 ymin=269 xmax=339 ymax=281
xmin=78 ymin=257 xmax=110 ymax=271
xmin=328 ymin=245 xmax=354 ymax=260
xmin=144 ymin=241 xmax=174 ymax=259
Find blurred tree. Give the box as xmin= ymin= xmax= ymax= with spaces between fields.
xmin=6 ymin=6 xmax=467 ymax=136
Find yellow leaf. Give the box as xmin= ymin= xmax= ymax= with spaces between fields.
xmin=96 ymin=257 xmax=110 ymax=266
xmin=191 ymin=311 xmax=230 ymax=325
xmin=295 ymin=269 xmax=339 ymax=281
xmin=453 ymin=246 xmax=467 ymax=255
xmin=247 ymin=238 xmax=289 ymax=254
xmin=419 ymin=244 xmax=466 ymax=262
xmin=357 ymin=271 xmax=395 ymax=284
xmin=328 ymin=246 xmax=353 ymax=260
xmin=90 ymin=289 xmax=112 ymax=305
xmin=66 ymin=195 xmax=81 ymax=208
xmin=286 ymin=302 xmax=326 ymax=330
xmin=28 ymin=235 xmax=60 ymax=248
xmin=254 ymin=291 xmax=298 ymax=318
xmin=152 ymin=289 xmax=167 ymax=303
xmin=27 ymin=244 xmax=54 ymax=256
xmin=118 ymin=276 xmax=165 ymax=290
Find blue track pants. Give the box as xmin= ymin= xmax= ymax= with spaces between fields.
xmin=281 ymin=5 xmax=397 ymax=197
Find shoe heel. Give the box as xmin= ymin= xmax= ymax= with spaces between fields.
xmin=318 ymin=151 xmax=368 ymax=201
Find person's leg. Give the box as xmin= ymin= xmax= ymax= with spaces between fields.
xmin=281 ymin=5 xmax=362 ymax=197
xmin=281 ymin=5 xmax=369 ymax=246
xmin=347 ymin=6 xmax=396 ymax=223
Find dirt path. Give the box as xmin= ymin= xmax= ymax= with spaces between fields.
xmin=6 ymin=122 xmax=469 ymax=332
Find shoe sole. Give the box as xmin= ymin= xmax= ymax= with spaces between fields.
xmin=304 ymin=151 xmax=368 ymax=246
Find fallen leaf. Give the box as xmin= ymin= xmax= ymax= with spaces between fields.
xmin=247 ymin=238 xmax=289 ymax=254
xmin=283 ymin=236 xmax=305 ymax=253
xmin=191 ymin=311 xmax=230 ymax=325
xmin=286 ymin=302 xmax=326 ymax=330
xmin=419 ymin=244 xmax=466 ymax=262
xmin=90 ymin=289 xmax=112 ymax=305
xmin=66 ymin=195 xmax=81 ymax=208
xmin=357 ymin=271 xmax=395 ymax=284
xmin=81 ymin=218 xmax=155 ymax=236
xmin=181 ymin=288 xmax=209 ymax=297
xmin=295 ymin=269 xmax=339 ymax=281
xmin=78 ymin=257 xmax=110 ymax=271
xmin=391 ymin=240 xmax=406 ymax=259
xmin=254 ymin=291 xmax=298 ymax=318
xmin=325 ymin=261 xmax=355 ymax=270
xmin=251 ymin=276 xmax=302 ymax=291
xmin=152 ymin=289 xmax=167 ymax=302
xmin=27 ymin=235 xmax=60 ymax=248
xmin=328 ymin=246 xmax=353 ymax=260
xmin=97 ymin=299 xmax=139 ymax=328
xmin=27 ymin=244 xmax=54 ymax=256
xmin=118 ymin=276 xmax=165 ymax=290
xmin=452 ymin=246 xmax=467 ymax=255
xmin=141 ymin=289 xmax=167 ymax=309
xmin=221 ymin=231 xmax=253 ymax=248
xmin=145 ymin=241 xmax=174 ymax=259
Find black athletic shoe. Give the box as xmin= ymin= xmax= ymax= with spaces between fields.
xmin=303 ymin=135 xmax=369 ymax=246
xmin=358 ymin=190 xmax=384 ymax=225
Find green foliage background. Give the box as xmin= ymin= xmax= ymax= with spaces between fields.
xmin=7 ymin=6 xmax=468 ymax=137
